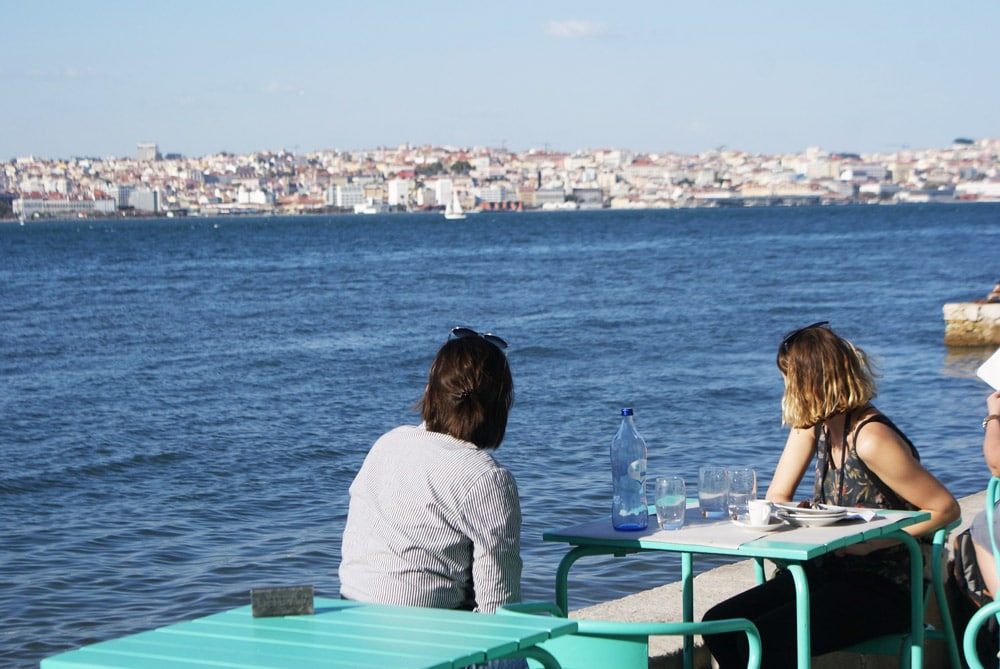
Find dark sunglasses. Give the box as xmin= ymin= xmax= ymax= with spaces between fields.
xmin=449 ymin=326 xmax=509 ymax=354
xmin=780 ymin=321 xmax=830 ymax=352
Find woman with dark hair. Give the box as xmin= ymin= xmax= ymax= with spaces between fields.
xmin=338 ymin=327 xmax=521 ymax=614
xmin=702 ymin=322 xmax=959 ymax=669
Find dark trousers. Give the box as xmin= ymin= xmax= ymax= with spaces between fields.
xmin=702 ymin=563 xmax=911 ymax=669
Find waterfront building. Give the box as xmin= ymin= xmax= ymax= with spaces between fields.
xmin=236 ymin=186 xmax=274 ymax=207
xmin=387 ymin=178 xmax=412 ymax=208
xmin=572 ymin=187 xmax=604 ymax=208
xmin=131 ymin=189 xmax=159 ymax=214
xmin=840 ymin=163 xmax=887 ymax=181
xmin=333 ymin=183 xmax=364 ymax=210
xmin=15 ymin=195 xmax=115 ymax=218
xmin=476 ymin=184 xmax=512 ymax=207
xmin=524 ymin=185 xmax=571 ymax=209
xmin=112 ymin=184 xmax=135 ymax=209
xmin=434 ymin=179 xmax=455 ymax=208
xmin=956 ymin=180 xmax=1000 ymax=200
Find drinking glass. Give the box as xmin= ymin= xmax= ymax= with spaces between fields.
xmin=653 ymin=476 xmax=686 ymax=530
xmin=698 ymin=466 xmax=729 ymax=519
xmin=727 ymin=466 xmax=757 ymax=521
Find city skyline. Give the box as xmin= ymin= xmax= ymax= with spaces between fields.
xmin=3 ymin=1 xmax=998 ymax=160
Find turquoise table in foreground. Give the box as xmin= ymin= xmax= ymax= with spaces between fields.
xmin=40 ymin=597 xmax=578 ymax=669
xmin=544 ymin=504 xmax=929 ymax=669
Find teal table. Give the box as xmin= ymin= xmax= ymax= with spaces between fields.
xmin=544 ymin=505 xmax=929 ymax=669
xmin=40 ymin=597 xmax=578 ymax=669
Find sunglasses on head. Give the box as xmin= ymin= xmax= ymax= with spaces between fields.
xmin=449 ymin=326 xmax=509 ymax=353
xmin=780 ymin=321 xmax=830 ymax=352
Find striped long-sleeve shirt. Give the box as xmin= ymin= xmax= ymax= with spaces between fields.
xmin=338 ymin=424 xmax=522 ymax=613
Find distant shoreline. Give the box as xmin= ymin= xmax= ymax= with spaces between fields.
xmin=6 ymin=138 xmax=999 ymax=221
xmin=4 ymin=198 xmax=998 ymax=224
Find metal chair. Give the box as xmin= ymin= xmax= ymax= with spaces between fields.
xmin=840 ymin=517 xmax=962 ymax=668
xmin=745 ymin=517 xmax=961 ymax=666
xmin=497 ymin=601 xmax=761 ymax=669
xmin=964 ymin=476 xmax=1000 ymax=669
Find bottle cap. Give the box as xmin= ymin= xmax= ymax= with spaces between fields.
xmin=621 ymin=408 xmax=634 ymax=416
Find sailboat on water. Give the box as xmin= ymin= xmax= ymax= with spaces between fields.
xmin=443 ymin=193 xmax=467 ymax=220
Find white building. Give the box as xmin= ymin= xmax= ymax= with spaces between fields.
xmin=236 ymin=186 xmax=274 ymax=206
xmin=956 ymin=181 xmax=1000 ymax=200
xmin=20 ymin=176 xmax=69 ymax=194
xmin=434 ymin=179 xmax=455 ymax=208
xmin=112 ymin=184 xmax=135 ymax=209
xmin=840 ymin=164 xmax=887 ymax=182
xmin=137 ymin=143 xmax=160 ymax=161
xmin=387 ymin=178 xmax=413 ymax=207
xmin=333 ymin=183 xmax=364 ymax=209
xmin=15 ymin=196 xmax=116 ymax=218
xmin=131 ymin=189 xmax=159 ymax=213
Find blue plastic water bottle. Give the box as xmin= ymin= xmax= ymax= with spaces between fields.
xmin=611 ymin=408 xmax=648 ymax=530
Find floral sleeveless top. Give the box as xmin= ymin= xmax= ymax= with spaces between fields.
xmin=811 ymin=410 xmax=922 ymax=588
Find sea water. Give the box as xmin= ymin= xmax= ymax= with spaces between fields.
xmin=2 ymin=203 xmax=999 ymax=667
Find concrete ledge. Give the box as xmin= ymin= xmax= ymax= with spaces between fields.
xmin=944 ymin=302 xmax=1000 ymax=346
xmin=568 ymin=491 xmax=985 ymax=669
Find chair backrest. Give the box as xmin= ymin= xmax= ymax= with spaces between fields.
xmin=988 ymin=477 xmax=1000 ymax=576
xmin=963 ymin=477 xmax=1000 ymax=669
xmin=533 ymin=624 xmax=650 ymax=669
xmin=497 ymin=601 xmax=761 ymax=669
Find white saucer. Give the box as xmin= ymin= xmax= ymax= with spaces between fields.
xmin=731 ymin=518 xmax=785 ymax=532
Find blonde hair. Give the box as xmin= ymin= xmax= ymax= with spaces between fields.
xmin=776 ymin=325 xmax=878 ymax=428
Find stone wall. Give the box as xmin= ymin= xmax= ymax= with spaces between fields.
xmin=944 ymin=302 xmax=1000 ymax=346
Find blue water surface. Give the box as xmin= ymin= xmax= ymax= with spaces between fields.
xmin=2 ymin=204 xmax=998 ymax=667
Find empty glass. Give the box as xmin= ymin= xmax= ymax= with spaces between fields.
xmin=698 ymin=466 xmax=729 ymax=519
xmin=727 ymin=466 xmax=757 ymax=521
xmin=654 ymin=476 xmax=686 ymax=530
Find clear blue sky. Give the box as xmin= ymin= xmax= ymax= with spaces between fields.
xmin=3 ymin=1 xmax=997 ymax=160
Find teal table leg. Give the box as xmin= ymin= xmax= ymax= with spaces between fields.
xmin=753 ymin=557 xmax=766 ymax=584
xmin=786 ymin=563 xmax=811 ymax=669
xmin=681 ymin=552 xmax=693 ymax=669
xmin=895 ymin=531 xmax=924 ymax=669
xmin=931 ymin=532 xmax=962 ymax=669
xmin=554 ymin=545 xmax=636 ymax=616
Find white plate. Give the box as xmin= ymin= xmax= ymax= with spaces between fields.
xmin=816 ymin=504 xmax=849 ymax=513
xmin=775 ymin=510 xmax=846 ymax=527
xmin=773 ymin=503 xmax=846 ymax=517
xmin=731 ymin=518 xmax=786 ymax=532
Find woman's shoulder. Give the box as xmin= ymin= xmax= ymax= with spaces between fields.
xmin=852 ymin=410 xmax=919 ymax=460
xmin=386 ymin=424 xmax=505 ymax=462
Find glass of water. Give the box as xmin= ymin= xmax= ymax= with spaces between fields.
xmin=727 ymin=466 xmax=757 ymax=521
xmin=654 ymin=476 xmax=686 ymax=530
xmin=698 ymin=466 xmax=729 ymax=519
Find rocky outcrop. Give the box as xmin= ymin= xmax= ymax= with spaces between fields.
xmin=944 ymin=302 xmax=1000 ymax=346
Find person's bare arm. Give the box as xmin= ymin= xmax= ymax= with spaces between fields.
xmin=765 ymin=427 xmax=815 ymax=504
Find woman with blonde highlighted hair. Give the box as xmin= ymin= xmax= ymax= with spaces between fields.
xmin=703 ymin=322 xmax=959 ymax=669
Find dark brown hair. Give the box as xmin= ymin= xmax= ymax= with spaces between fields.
xmin=416 ymin=335 xmax=514 ymax=449
xmin=776 ymin=324 xmax=878 ymax=428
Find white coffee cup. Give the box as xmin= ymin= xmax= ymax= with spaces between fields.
xmin=747 ymin=499 xmax=772 ymax=525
